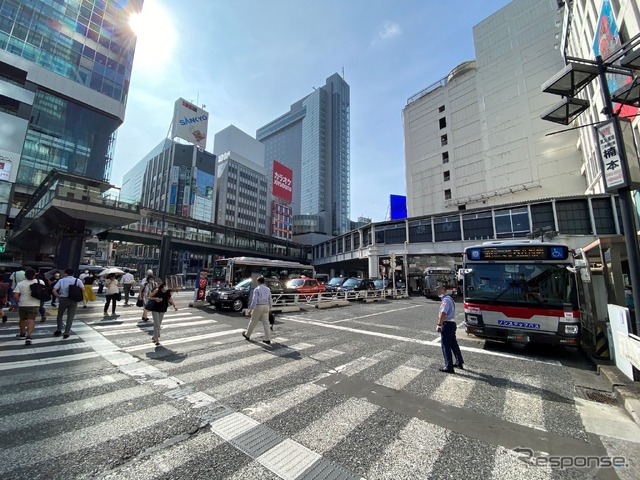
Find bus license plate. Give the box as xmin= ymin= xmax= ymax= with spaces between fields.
xmin=498 ymin=320 xmax=540 ymax=329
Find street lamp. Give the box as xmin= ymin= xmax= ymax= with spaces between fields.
xmin=540 ymin=33 xmax=640 ymax=333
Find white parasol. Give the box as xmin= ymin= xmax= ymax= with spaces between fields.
xmin=98 ymin=267 xmax=125 ymax=276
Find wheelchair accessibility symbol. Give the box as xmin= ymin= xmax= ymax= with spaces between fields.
xmin=550 ymin=247 xmax=564 ymax=259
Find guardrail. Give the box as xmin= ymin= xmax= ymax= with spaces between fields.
xmin=269 ymin=288 xmax=409 ymax=307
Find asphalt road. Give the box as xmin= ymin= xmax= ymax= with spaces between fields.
xmin=1 ymin=292 xmax=639 ymax=479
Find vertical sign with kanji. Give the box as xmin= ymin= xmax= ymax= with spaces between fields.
xmin=595 ymin=119 xmax=626 ymax=192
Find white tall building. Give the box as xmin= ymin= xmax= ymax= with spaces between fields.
xmin=404 ymin=0 xmax=586 ymax=217
xmin=213 ymin=126 xmax=269 ymax=234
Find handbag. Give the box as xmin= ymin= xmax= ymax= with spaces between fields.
xmin=136 ymin=298 xmax=144 ymax=307
xmin=144 ymin=299 xmax=156 ymax=311
xmin=114 ymin=291 xmax=122 ymax=301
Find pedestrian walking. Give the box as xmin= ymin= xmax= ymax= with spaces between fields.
xmin=103 ymin=273 xmax=120 ymax=316
xmin=97 ymin=276 xmax=105 ymax=294
xmin=242 ymin=276 xmax=273 ymax=345
xmin=121 ymin=269 xmax=135 ymax=306
xmin=35 ymin=271 xmax=50 ymax=323
xmin=13 ymin=268 xmax=40 ymax=345
xmin=8 ymin=267 xmax=25 ymax=312
xmin=52 ymin=268 xmax=84 ymax=339
xmin=82 ymin=271 xmax=97 ymax=307
xmin=49 ymin=271 xmax=60 ymax=307
xmin=435 ymin=285 xmax=464 ymax=373
xmin=146 ymin=280 xmax=178 ymax=345
xmin=138 ymin=273 xmax=157 ymax=322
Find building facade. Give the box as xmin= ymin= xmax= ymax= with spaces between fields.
xmin=213 ymin=125 xmax=269 ymax=235
xmin=562 ymin=0 xmax=640 ymax=197
xmin=257 ymin=73 xmax=351 ymax=237
xmin=0 ymin=0 xmax=142 ymax=239
xmin=138 ymin=139 xmax=216 ymax=227
xmin=403 ymin=0 xmax=586 ymax=218
xmin=215 ymin=150 xmax=268 ymax=235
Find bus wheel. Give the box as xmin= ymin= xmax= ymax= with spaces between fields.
xmin=232 ymin=299 xmax=244 ymax=312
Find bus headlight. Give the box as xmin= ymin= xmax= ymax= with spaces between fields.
xmin=466 ymin=315 xmax=478 ymax=325
xmin=564 ymin=325 xmax=579 ymax=335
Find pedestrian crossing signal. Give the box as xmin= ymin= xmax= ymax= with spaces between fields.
xmin=0 ymin=242 xmax=5 ymax=253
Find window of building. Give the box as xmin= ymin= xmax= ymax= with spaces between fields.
xmin=495 ymin=207 xmax=530 ymax=238
xmin=592 ymin=197 xmax=616 ymax=234
xmin=434 ymin=216 xmax=461 ymax=242
xmin=463 ymin=212 xmax=493 ymax=240
xmin=439 ymin=117 xmax=446 ymax=129
xmin=442 ymin=152 xmax=449 ymax=164
xmin=409 ymin=220 xmax=432 ymax=243
xmin=531 ymin=202 xmax=554 ymax=231
xmin=441 ymin=134 xmax=448 ymax=146
xmin=439 ymin=105 xmax=445 ymax=113
xmin=443 ymin=171 xmax=450 ymax=182
xmin=444 ymin=189 xmax=451 ymax=200
xmin=556 ymin=199 xmax=591 ymax=234
xmin=376 ymin=224 xmax=406 ymax=244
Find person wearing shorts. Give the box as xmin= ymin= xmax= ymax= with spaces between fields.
xmin=13 ymin=268 xmax=40 ymax=346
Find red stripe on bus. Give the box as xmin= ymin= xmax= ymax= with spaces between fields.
xmin=464 ymin=303 xmax=579 ymax=320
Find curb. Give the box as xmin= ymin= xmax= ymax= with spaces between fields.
xmin=598 ymin=365 xmax=640 ymax=425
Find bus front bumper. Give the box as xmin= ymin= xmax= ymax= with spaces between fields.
xmin=465 ymin=324 xmax=581 ymax=346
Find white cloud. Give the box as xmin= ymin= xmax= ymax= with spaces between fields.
xmin=379 ymin=21 xmax=402 ymax=40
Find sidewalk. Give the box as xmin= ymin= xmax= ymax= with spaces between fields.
xmin=598 ymin=364 xmax=640 ymax=425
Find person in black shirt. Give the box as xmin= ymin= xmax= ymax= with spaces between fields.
xmin=82 ymin=272 xmax=97 ymax=308
xmin=146 ymin=281 xmax=178 ymax=346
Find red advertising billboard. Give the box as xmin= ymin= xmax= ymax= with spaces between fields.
xmin=272 ymin=160 xmax=293 ymax=203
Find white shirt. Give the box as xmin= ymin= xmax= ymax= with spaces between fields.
xmin=122 ymin=272 xmax=135 ymax=285
xmin=105 ymin=278 xmax=120 ymax=294
xmin=15 ymin=279 xmax=41 ymax=307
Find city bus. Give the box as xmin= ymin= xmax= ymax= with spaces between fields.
xmin=462 ymin=240 xmax=580 ymax=346
xmin=423 ymin=267 xmax=458 ymax=298
xmin=211 ymin=257 xmax=315 ymax=287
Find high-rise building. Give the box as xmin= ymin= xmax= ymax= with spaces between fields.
xmin=257 ymin=73 xmax=351 ymax=239
xmin=215 ymin=151 xmax=268 ymax=235
xmin=138 ymin=139 xmax=216 ymax=224
xmin=213 ymin=125 xmax=269 ymax=235
xmin=0 ymin=0 xmax=142 ymax=232
xmin=403 ymin=0 xmax=585 ymax=218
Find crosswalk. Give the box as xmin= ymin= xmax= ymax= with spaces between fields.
xmin=0 ymin=304 xmax=629 ymax=479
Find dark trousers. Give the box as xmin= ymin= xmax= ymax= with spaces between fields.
xmin=123 ymin=284 xmax=132 ymax=304
xmin=56 ymin=297 xmax=78 ymax=334
xmin=104 ymin=294 xmax=118 ymax=314
xmin=441 ymin=321 xmax=463 ymax=369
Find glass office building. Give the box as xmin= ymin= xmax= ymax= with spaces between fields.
xmin=0 ymin=0 xmax=142 ymax=219
xmin=257 ymin=73 xmax=351 ymax=237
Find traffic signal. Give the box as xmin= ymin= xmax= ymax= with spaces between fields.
xmin=0 ymin=242 xmax=6 ymax=253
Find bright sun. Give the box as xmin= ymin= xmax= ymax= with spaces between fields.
xmin=128 ymin=0 xmax=175 ymax=70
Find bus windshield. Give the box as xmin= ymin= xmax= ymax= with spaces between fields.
xmin=464 ymin=263 xmax=577 ymax=308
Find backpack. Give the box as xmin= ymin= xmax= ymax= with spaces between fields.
xmin=30 ymin=280 xmax=52 ymax=301
xmin=68 ymin=278 xmax=84 ymax=302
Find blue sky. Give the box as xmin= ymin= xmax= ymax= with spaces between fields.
xmin=112 ymin=0 xmax=512 ymax=222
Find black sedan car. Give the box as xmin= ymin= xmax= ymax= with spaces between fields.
xmin=206 ymin=278 xmax=294 ymax=312
xmin=325 ymin=277 xmax=348 ymax=293
xmin=336 ymin=277 xmax=376 ymax=293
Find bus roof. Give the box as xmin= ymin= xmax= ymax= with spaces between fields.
xmin=217 ymin=257 xmax=312 ymax=268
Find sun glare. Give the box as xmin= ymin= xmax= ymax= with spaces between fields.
xmin=128 ymin=1 xmax=175 ymax=70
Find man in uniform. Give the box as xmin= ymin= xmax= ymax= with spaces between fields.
xmin=436 ymin=285 xmax=464 ymax=373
